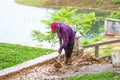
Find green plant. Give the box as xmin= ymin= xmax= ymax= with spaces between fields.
xmin=31 ymin=30 xmax=57 ymax=44
xmin=112 ymin=0 xmax=120 ymax=4
xmin=31 ymin=7 xmax=103 ymax=44
xmin=80 ymin=39 xmax=90 ymax=45
xmin=85 ymin=17 xmax=104 ymax=39
xmin=91 ymin=36 xmax=103 ymax=43
xmin=67 ymin=71 xmax=119 ymax=80
xmin=109 ymin=11 xmax=120 ymax=19
xmin=99 ymin=49 xmax=113 ymax=57
xmin=96 ymin=0 xmax=103 ymax=4
xmin=80 ymin=36 xmax=103 ymax=46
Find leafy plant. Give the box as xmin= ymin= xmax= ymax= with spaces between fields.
xmin=99 ymin=49 xmax=113 ymax=57
xmin=91 ymin=36 xmax=103 ymax=43
xmin=31 ymin=7 xmax=102 ymax=44
xmin=80 ymin=36 xmax=103 ymax=46
xmin=112 ymin=0 xmax=120 ymax=4
xmin=96 ymin=0 xmax=103 ymax=4
xmin=85 ymin=17 xmax=104 ymax=39
xmin=80 ymin=39 xmax=90 ymax=45
xmin=109 ymin=11 xmax=120 ymax=19
xmin=31 ymin=30 xmax=57 ymax=44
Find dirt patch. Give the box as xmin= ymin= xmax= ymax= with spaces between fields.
xmin=1 ymin=53 xmax=120 ymax=80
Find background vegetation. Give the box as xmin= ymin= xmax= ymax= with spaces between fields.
xmin=15 ymin=0 xmax=120 ymax=11
xmin=31 ymin=7 xmax=120 ymax=45
xmin=31 ymin=7 xmax=104 ymax=44
xmin=67 ymin=71 xmax=120 ymax=80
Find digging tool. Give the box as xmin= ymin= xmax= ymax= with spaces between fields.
xmin=54 ymin=54 xmax=62 ymax=68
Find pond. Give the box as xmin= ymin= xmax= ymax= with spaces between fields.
xmin=0 ymin=0 xmax=55 ymax=48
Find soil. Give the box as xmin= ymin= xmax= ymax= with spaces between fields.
xmin=0 ymin=53 xmax=120 ymax=80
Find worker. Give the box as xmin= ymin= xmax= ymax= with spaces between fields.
xmin=51 ymin=22 xmax=76 ymax=65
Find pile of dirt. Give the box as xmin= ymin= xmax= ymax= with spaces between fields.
xmin=71 ymin=53 xmax=112 ymax=67
xmin=53 ymin=53 xmax=112 ymax=68
xmin=41 ymin=53 xmax=112 ymax=76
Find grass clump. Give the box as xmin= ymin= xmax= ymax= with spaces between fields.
xmin=112 ymin=0 xmax=120 ymax=4
xmin=95 ymin=0 xmax=103 ymax=4
xmin=0 ymin=43 xmax=55 ymax=70
xmin=99 ymin=48 xmax=113 ymax=57
xmin=80 ymin=36 xmax=103 ymax=46
xmin=67 ymin=71 xmax=120 ymax=80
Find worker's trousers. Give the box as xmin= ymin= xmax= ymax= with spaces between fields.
xmin=64 ymin=41 xmax=74 ymax=59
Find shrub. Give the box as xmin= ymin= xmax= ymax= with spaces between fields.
xmin=31 ymin=7 xmax=100 ymax=44
xmin=96 ymin=0 xmax=103 ymax=4
xmin=112 ymin=0 xmax=120 ymax=4
xmin=80 ymin=39 xmax=90 ymax=45
xmin=109 ymin=11 xmax=120 ymax=19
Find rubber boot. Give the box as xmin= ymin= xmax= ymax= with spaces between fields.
xmin=65 ymin=58 xmax=71 ymax=65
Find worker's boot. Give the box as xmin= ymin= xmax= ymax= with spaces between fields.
xmin=65 ymin=58 xmax=68 ymax=64
xmin=69 ymin=57 xmax=72 ymax=64
xmin=64 ymin=58 xmax=71 ymax=65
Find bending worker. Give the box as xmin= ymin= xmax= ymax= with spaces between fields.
xmin=51 ymin=22 xmax=76 ymax=65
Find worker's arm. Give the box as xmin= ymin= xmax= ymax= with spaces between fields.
xmin=58 ymin=36 xmax=62 ymax=54
xmin=59 ymin=33 xmax=69 ymax=52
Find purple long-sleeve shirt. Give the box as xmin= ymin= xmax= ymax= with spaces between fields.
xmin=57 ymin=22 xmax=75 ymax=51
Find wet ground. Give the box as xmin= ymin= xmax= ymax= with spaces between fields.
xmin=0 ymin=53 xmax=120 ymax=80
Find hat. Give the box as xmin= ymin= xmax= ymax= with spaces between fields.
xmin=51 ymin=22 xmax=58 ymax=33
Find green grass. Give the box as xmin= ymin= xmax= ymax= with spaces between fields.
xmin=95 ymin=0 xmax=103 ymax=4
xmin=67 ymin=71 xmax=120 ymax=80
xmin=112 ymin=0 xmax=120 ymax=4
xmin=80 ymin=36 xmax=103 ymax=46
xmin=80 ymin=39 xmax=91 ymax=46
xmin=99 ymin=48 xmax=113 ymax=57
xmin=0 ymin=43 xmax=55 ymax=70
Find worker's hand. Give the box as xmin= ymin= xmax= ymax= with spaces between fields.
xmin=58 ymin=50 xmax=62 ymax=54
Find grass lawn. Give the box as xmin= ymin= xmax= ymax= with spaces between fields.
xmin=67 ymin=71 xmax=120 ymax=80
xmin=0 ymin=43 xmax=55 ymax=70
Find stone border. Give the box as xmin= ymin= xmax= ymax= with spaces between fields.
xmin=0 ymin=52 xmax=61 ymax=77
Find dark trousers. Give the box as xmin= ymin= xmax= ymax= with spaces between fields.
xmin=64 ymin=42 xmax=74 ymax=59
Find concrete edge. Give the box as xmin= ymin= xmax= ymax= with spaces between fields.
xmin=0 ymin=52 xmax=61 ymax=77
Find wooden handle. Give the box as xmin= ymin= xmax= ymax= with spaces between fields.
xmin=57 ymin=54 xmax=60 ymax=62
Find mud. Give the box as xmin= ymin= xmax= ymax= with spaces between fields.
xmin=1 ymin=53 xmax=120 ymax=80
